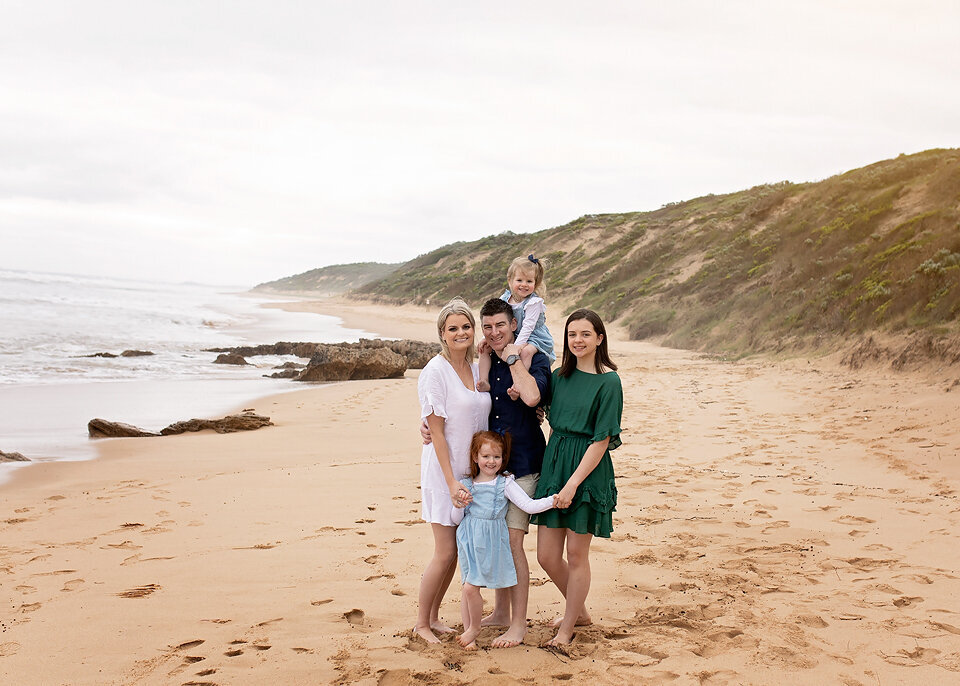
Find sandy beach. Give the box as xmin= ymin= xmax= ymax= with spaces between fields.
xmin=2 ymin=299 xmax=959 ymax=685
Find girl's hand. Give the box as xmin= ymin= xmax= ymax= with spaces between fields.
xmin=477 ymin=338 xmax=490 ymax=356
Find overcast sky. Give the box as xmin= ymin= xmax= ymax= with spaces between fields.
xmin=2 ymin=1 xmax=957 ymax=287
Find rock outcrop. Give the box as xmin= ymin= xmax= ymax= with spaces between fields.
xmin=88 ymin=412 xmax=273 ymax=438
xmin=206 ymin=339 xmax=439 ymax=370
xmin=0 ymin=450 xmax=30 ymax=462
xmin=297 ymin=346 xmax=406 ymax=382
xmin=88 ymin=419 xmax=162 ymax=438
xmin=160 ymin=411 xmax=273 ymax=435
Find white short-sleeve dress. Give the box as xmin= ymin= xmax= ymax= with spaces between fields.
xmin=418 ymin=355 xmax=492 ymax=526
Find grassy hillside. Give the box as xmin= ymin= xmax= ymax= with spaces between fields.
xmin=254 ymin=262 xmax=400 ymax=295
xmin=353 ymin=149 xmax=960 ymax=356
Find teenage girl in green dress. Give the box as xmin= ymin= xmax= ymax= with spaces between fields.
xmin=531 ymin=309 xmax=623 ymax=646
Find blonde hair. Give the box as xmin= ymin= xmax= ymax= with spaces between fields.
xmin=507 ymin=254 xmax=546 ymax=296
xmin=436 ymin=297 xmax=476 ymax=363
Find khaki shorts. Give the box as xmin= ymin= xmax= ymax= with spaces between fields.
xmin=505 ymin=473 xmax=540 ymax=533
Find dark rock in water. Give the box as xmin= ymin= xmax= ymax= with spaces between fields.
xmin=88 ymin=419 xmax=161 ymax=438
xmin=214 ymin=353 xmax=249 ymax=365
xmin=265 ymin=369 xmax=301 ymax=379
xmin=84 ymin=352 xmax=118 ymax=358
xmin=297 ymin=346 xmax=406 ymax=382
xmin=205 ymin=342 xmax=325 ymax=358
xmin=121 ymin=349 xmax=154 ymax=357
xmin=0 ymin=450 xmax=30 ymax=462
xmin=161 ymin=411 xmax=273 ymax=435
xmin=273 ymin=361 xmax=305 ymax=369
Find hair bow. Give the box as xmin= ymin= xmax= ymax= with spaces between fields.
xmin=527 ymin=254 xmax=539 ymax=264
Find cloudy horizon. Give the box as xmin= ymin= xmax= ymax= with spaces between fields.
xmin=2 ymin=1 xmax=958 ymax=287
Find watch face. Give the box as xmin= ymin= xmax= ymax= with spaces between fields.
xmin=506 ymin=354 xmax=519 ymax=365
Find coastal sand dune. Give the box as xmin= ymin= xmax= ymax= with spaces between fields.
xmin=2 ymin=301 xmax=959 ymax=685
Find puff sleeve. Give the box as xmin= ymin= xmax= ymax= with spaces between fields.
xmin=417 ymin=357 xmax=448 ymax=420
xmin=591 ymin=372 xmax=623 ymax=451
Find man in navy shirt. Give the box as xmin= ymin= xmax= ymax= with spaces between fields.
xmin=423 ymin=297 xmax=551 ymax=647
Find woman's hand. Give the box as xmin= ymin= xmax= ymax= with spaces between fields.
xmin=450 ymin=481 xmax=472 ymax=508
xmin=554 ymin=483 xmax=577 ymax=509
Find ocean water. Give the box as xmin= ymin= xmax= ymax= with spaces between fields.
xmin=0 ymin=268 xmax=377 ymax=474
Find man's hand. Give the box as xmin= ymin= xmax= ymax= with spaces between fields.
xmin=506 ymin=385 xmax=520 ymax=401
xmin=501 ymin=343 xmax=521 ymax=359
xmin=419 ymin=419 xmax=432 ymax=445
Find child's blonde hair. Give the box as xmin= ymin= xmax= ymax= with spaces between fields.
xmin=507 ymin=254 xmax=546 ymax=296
xmin=468 ymin=430 xmax=512 ymax=478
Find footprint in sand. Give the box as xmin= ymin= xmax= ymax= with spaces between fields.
xmin=311 ymin=599 xmax=333 ymax=606
xmin=117 ymin=584 xmax=161 ymax=598
xmin=20 ymin=602 xmax=41 ymax=613
xmin=15 ymin=585 xmax=37 ymax=594
xmin=343 ymin=609 xmax=365 ymax=626
xmin=0 ymin=642 xmax=21 ymax=657
xmin=61 ymin=578 xmax=85 ymax=592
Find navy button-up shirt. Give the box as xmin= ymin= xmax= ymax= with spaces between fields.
xmin=487 ymin=350 xmax=551 ymax=478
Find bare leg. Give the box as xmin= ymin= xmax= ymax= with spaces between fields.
xmin=430 ymin=554 xmax=458 ymax=634
xmin=481 ymin=587 xmax=511 ymax=627
xmin=492 ymin=528 xmax=529 ymax=647
xmin=477 ymin=352 xmax=491 ymax=392
xmin=520 ymin=343 xmax=536 ymax=371
xmin=458 ymin=583 xmax=483 ymax=650
xmin=415 ymin=523 xmax=457 ymax=643
xmin=549 ymin=531 xmax=593 ymax=645
xmin=537 ymin=525 xmax=591 ymax=629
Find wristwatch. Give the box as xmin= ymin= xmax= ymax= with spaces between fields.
xmin=505 ymin=354 xmax=520 ymax=366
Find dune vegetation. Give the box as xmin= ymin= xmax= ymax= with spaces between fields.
xmin=271 ymin=150 xmax=960 ymax=359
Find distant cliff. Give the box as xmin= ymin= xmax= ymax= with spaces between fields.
xmin=253 ymin=262 xmax=400 ymax=295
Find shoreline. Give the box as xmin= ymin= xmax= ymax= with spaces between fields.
xmin=2 ymin=297 xmax=959 ymax=684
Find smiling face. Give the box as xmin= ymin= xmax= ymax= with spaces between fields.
xmin=473 ymin=440 xmax=504 ymax=478
xmin=441 ymin=313 xmax=474 ymax=356
xmin=565 ymin=318 xmax=603 ymax=368
xmin=509 ymin=269 xmax=536 ymax=300
xmin=481 ymin=312 xmax=516 ymax=353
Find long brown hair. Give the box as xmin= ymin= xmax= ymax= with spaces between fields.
xmin=468 ymin=431 xmax=512 ymax=478
xmin=558 ymin=309 xmax=618 ymax=378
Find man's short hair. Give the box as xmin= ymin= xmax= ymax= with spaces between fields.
xmin=480 ymin=298 xmax=514 ymax=320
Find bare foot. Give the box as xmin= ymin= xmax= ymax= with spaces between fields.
xmin=547 ymin=629 xmax=575 ymax=647
xmin=491 ymin=626 xmax=525 ymax=648
xmin=457 ymin=627 xmax=480 ymax=650
xmin=413 ymin=625 xmax=440 ymax=644
xmin=480 ymin=611 xmax=510 ymax=628
xmin=549 ymin=611 xmax=591 ymax=628
xmin=430 ymin=620 xmax=456 ymax=634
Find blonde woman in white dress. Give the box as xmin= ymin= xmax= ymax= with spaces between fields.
xmin=414 ymin=298 xmax=492 ymax=643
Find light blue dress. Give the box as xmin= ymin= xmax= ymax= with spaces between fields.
xmin=456 ymin=475 xmax=516 ymax=588
xmin=499 ymin=289 xmax=556 ymax=362
xmin=455 ymin=474 xmax=554 ymax=588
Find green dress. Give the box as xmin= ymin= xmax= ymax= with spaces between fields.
xmin=531 ymin=368 xmax=623 ymax=537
